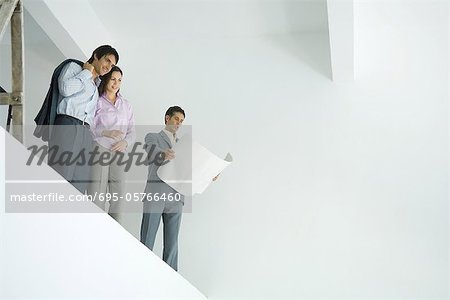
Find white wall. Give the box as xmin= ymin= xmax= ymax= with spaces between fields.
xmin=114 ymin=1 xmax=447 ymax=299
xmin=2 ymin=0 xmax=448 ymax=299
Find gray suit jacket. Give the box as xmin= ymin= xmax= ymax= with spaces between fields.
xmin=143 ymin=130 xmax=182 ymax=202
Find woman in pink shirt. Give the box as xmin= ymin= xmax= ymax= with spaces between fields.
xmin=87 ymin=66 xmax=135 ymax=220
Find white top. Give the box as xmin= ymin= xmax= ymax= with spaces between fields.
xmin=163 ymin=129 xmax=177 ymax=146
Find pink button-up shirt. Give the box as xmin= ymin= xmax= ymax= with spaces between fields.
xmin=91 ymin=93 xmax=136 ymax=150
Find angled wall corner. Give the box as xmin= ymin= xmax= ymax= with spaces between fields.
xmin=23 ymin=0 xmax=114 ymax=59
xmin=326 ymin=0 xmax=354 ymax=82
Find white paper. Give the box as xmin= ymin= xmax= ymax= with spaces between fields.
xmin=157 ymin=134 xmax=232 ymax=196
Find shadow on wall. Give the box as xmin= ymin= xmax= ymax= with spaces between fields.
xmin=266 ymin=33 xmax=332 ymax=80
xmin=260 ymin=0 xmax=332 ymax=80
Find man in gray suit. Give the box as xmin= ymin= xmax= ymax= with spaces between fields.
xmin=140 ymin=106 xmax=186 ymax=271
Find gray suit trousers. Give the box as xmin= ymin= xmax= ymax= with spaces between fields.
xmin=140 ymin=182 xmax=183 ymax=271
xmin=48 ymin=115 xmax=93 ymax=193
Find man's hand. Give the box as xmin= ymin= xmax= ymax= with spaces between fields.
xmin=102 ymin=130 xmax=124 ymax=141
xmin=111 ymin=140 xmax=127 ymax=152
xmin=83 ymin=62 xmax=95 ymax=76
xmin=163 ymin=149 xmax=175 ymax=161
xmin=212 ymin=173 xmax=221 ymax=181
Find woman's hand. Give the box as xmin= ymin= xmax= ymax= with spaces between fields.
xmin=111 ymin=140 xmax=128 ymax=152
xmin=102 ymin=130 xmax=124 ymax=141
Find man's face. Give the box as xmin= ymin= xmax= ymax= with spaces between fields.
xmin=93 ymin=54 xmax=116 ymax=76
xmin=165 ymin=112 xmax=184 ymax=133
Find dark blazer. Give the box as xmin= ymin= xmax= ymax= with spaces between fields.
xmin=33 ymin=59 xmax=83 ymax=141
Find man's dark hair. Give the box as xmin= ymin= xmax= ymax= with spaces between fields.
xmin=98 ymin=66 xmax=123 ymax=96
xmin=165 ymin=106 xmax=185 ymax=124
xmin=88 ymin=45 xmax=119 ymax=64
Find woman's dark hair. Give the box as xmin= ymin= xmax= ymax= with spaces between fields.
xmin=88 ymin=45 xmax=119 ymax=64
xmin=98 ymin=66 xmax=123 ymax=96
xmin=165 ymin=106 xmax=185 ymax=124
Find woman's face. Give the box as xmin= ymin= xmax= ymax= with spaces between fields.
xmin=105 ymin=71 xmax=122 ymax=94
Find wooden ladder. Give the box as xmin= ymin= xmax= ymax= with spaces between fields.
xmin=0 ymin=0 xmax=24 ymax=143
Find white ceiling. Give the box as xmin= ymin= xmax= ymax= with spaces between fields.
xmin=2 ymin=0 xmax=328 ymax=46
xmin=88 ymin=0 xmax=329 ymax=39
xmin=1 ymin=0 xmax=341 ymax=80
